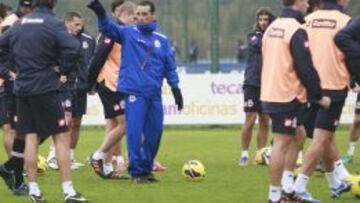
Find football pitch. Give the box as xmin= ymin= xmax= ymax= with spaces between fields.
xmin=1 ymin=126 xmax=360 ymax=203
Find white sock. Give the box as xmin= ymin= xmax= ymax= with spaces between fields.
xmin=92 ymin=151 xmax=105 ymax=160
xmin=70 ymin=149 xmax=75 ymax=161
xmin=281 ymin=170 xmax=294 ymax=193
xmin=241 ymin=150 xmax=249 ymax=157
xmin=334 ymin=160 xmax=350 ymax=180
xmin=29 ymin=182 xmax=41 ymax=196
xmin=103 ymin=162 xmax=114 ymax=175
xmin=348 ymin=142 xmax=357 ymax=156
xmin=293 ymin=174 xmax=309 ymax=193
xmin=47 ymin=145 xmax=56 ymax=161
xmin=62 ymin=181 xmax=76 ymax=196
xmin=268 ymin=185 xmax=281 ymax=202
xmin=326 ymin=170 xmax=342 ymax=189
xmin=298 ymin=151 xmax=304 ymax=159
xmin=116 ymin=156 xmax=125 ymax=165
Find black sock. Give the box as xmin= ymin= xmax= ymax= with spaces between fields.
xmin=13 ymin=157 xmax=24 ymax=188
xmin=3 ymin=158 xmax=15 ymax=172
xmin=5 ymin=139 xmax=25 ymax=188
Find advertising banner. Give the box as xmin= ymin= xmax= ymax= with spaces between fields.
xmin=82 ymin=73 xmax=357 ymax=125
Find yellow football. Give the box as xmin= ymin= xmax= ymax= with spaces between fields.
xmin=182 ymin=160 xmax=206 ymax=181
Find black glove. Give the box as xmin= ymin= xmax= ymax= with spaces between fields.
xmin=87 ymin=0 xmax=107 ymax=18
xmin=171 ymin=87 xmax=183 ymax=111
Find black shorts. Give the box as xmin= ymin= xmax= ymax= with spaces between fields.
xmin=0 ymin=94 xmax=17 ymax=129
xmin=72 ymin=90 xmax=87 ymax=118
xmin=355 ymin=94 xmax=360 ymax=114
xmin=0 ymin=97 xmax=5 ymax=126
xmin=300 ymin=103 xmax=319 ymax=139
xmin=270 ymin=110 xmax=299 ymax=136
xmin=16 ymin=92 xmax=68 ymax=139
xmin=314 ymin=100 xmax=345 ymax=133
xmin=98 ymin=85 xmax=124 ymax=119
xmin=59 ymin=91 xmax=73 ymax=112
xmin=269 ymin=102 xmax=306 ymax=136
xmin=243 ymin=86 xmax=261 ymax=112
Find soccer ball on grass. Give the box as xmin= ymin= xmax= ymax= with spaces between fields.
xmin=348 ymin=175 xmax=360 ymax=198
xmin=254 ymin=147 xmax=271 ymax=165
xmin=182 ymin=160 xmax=206 ymax=181
xmin=37 ymin=155 xmax=48 ymax=175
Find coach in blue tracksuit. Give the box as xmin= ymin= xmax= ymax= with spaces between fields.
xmin=88 ymin=0 xmax=183 ymax=183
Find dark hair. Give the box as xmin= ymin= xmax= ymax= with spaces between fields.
xmin=255 ymin=7 xmax=275 ymax=31
xmin=64 ymin=11 xmax=82 ymax=22
xmin=322 ymin=0 xmax=337 ymax=2
xmin=33 ymin=0 xmax=57 ymax=9
xmin=0 ymin=3 xmax=8 ymax=18
xmin=138 ymin=0 xmax=156 ymax=13
xmin=111 ymin=0 xmax=124 ymax=13
xmin=307 ymin=0 xmax=321 ymax=14
xmin=19 ymin=0 xmax=33 ymax=7
xmin=256 ymin=7 xmax=274 ymax=19
xmin=282 ymin=0 xmax=296 ymax=6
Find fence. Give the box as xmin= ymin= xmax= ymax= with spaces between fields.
xmin=2 ymin=0 xmax=359 ymax=66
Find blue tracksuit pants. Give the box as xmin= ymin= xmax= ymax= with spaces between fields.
xmin=124 ymin=94 xmax=164 ymax=177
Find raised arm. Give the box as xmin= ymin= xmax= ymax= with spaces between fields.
xmin=87 ymin=34 xmax=115 ymax=89
xmin=87 ymin=0 xmax=125 ymax=43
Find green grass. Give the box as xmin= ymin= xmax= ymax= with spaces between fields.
xmin=1 ymin=126 xmax=360 ymax=203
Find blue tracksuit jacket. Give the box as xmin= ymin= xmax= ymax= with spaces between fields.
xmin=97 ymin=16 xmax=179 ymax=96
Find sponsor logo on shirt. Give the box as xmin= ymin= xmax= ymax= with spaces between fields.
xmin=268 ymin=27 xmax=285 ymax=39
xmin=154 ymin=39 xmax=161 ymax=48
xmin=65 ymin=99 xmax=72 ymax=108
xmin=304 ymin=41 xmax=309 ymax=48
xmin=251 ymin=35 xmax=257 ymax=41
xmin=104 ymin=38 xmax=112 ymax=44
xmin=129 ymin=95 xmax=136 ymax=103
xmin=312 ymin=19 xmax=337 ymax=29
xmin=21 ymin=18 xmax=44 ymax=24
xmin=82 ymin=41 xmax=89 ymax=49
